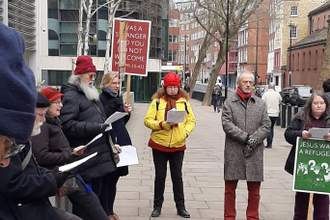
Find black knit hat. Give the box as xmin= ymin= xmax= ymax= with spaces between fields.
xmin=36 ymin=92 xmax=50 ymax=108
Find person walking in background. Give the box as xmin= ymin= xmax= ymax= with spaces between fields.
xmin=31 ymin=87 xmax=110 ymax=220
xmin=212 ymin=85 xmax=222 ymax=113
xmin=184 ymin=81 xmax=190 ymax=94
xmin=221 ymin=71 xmax=270 ymax=220
xmin=284 ymin=91 xmax=330 ymax=220
xmin=262 ymin=83 xmax=282 ymax=149
xmin=99 ymin=72 xmax=133 ymax=220
xmin=144 ymin=72 xmax=196 ymax=218
xmin=322 ymin=78 xmax=330 ymax=102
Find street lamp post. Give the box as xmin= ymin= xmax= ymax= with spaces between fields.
xmin=288 ymin=23 xmax=293 ymax=87
xmin=225 ymin=0 xmax=229 ymax=100
xmin=184 ymin=35 xmax=187 ymax=84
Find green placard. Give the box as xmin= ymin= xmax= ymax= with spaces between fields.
xmin=293 ymin=137 xmax=330 ymax=195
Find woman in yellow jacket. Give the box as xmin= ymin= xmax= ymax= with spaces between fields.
xmin=144 ymin=72 xmax=196 ymax=218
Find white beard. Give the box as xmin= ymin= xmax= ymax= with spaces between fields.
xmin=31 ymin=122 xmax=43 ymax=136
xmin=80 ymin=82 xmax=100 ymax=101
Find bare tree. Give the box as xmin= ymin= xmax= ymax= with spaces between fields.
xmin=189 ymin=0 xmax=265 ymax=105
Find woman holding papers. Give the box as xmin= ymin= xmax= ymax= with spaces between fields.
xmin=284 ymin=90 xmax=330 ymax=220
xmin=31 ymin=87 xmax=110 ymax=220
xmin=99 ymin=72 xmax=132 ymax=220
xmin=144 ymin=72 xmax=196 ymax=218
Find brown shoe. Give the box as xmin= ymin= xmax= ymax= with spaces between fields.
xmin=113 ymin=213 xmax=120 ymax=220
xmin=108 ymin=215 xmax=115 ymax=220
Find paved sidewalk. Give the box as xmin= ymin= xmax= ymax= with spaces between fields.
xmin=114 ymin=99 xmax=295 ymax=220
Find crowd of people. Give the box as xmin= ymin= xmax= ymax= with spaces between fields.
xmin=2 ymin=22 xmax=330 ymax=220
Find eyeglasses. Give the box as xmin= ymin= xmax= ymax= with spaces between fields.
xmin=111 ymin=82 xmax=120 ymax=86
xmin=35 ymin=111 xmax=47 ymax=117
xmin=89 ymin=74 xmax=96 ymax=80
xmin=167 ymin=86 xmax=179 ymax=90
xmin=2 ymin=137 xmax=25 ymax=159
xmin=51 ymin=101 xmax=62 ymax=106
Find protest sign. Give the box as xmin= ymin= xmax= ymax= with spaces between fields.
xmin=293 ymin=137 xmax=330 ymax=195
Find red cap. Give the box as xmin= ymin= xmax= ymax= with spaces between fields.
xmin=40 ymin=87 xmax=64 ymax=102
xmin=163 ymin=72 xmax=181 ymax=88
xmin=74 ymin=56 xmax=96 ymax=75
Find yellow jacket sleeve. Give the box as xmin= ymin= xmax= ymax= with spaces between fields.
xmin=144 ymin=99 xmax=162 ymax=130
xmin=183 ymin=101 xmax=196 ymax=136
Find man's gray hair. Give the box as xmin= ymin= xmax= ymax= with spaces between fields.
xmin=68 ymin=74 xmax=80 ymax=85
xmin=236 ymin=71 xmax=255 ymax=82
xmin=268 ymin=82 xmax=275 ymax=89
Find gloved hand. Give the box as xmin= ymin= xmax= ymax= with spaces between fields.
xmin=243 ymin=135 xmax=259 ymax=158
xmin=51 ymin=166 xmax=70 ymax=188
xmin=100 ymin=123 xmax=110 ymax=132
xmin=114 ymin=96 xmax=123 ymax=105
xmin=162 ymin=121 xmax=172 ymax=130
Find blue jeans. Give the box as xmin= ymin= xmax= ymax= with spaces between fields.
xmin=212 ymin=99 xmax=220 ymax=112
xmin=267 ymin=117 xmax=278 ymax=146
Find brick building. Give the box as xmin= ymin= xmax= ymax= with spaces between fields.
xmin=282 ymin=1 xmax=330 ymax=89
xmin=267 ymin=0 xmax=325 ymax=90
xmin=237 ymin=1 xmax=269 ymax=85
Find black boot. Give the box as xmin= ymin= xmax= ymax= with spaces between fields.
xmin=177 ymin=208 xmax=190 ymax=218
xmin=151 ymin=207 xmax=161 ymax=217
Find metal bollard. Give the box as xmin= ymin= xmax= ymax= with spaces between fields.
xmin=294 ymin=106 xmax=299 ymax=115
xmin=276 ymin=104 xmax=281 ymax=126
xmin=287 ymin=105 xmax=292 ymax=127
xmin=281 ymin=104 xmax=286 ymax=128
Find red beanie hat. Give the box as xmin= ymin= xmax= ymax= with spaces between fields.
xmin=40 ymin=87 xmax=64 ymax=102
xmin=163 ymin=72 xmax=181 ymax=88
xmin=74 ymin=56 xmax=96 ymax=75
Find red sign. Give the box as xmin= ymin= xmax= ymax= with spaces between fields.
xmin=111 ymin=18 xmax=151 ymax=76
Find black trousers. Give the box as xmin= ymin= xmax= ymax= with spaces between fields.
xmin=68 ymin=177 xmax=109 ymax=220
xmin=152 ymin=149 xmax=185 ymax=210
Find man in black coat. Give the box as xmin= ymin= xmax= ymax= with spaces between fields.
xmin=0 ymin=23 xmax=68 ymax=220
xmin=60 ymin=56 xmax=116 ymax=197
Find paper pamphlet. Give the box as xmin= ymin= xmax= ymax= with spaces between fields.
xmin=104 ymin=111 xmax=128 ymax=131
xmin=59 ymin=152 xmax=98 ymax=173
xmin=117 ymin=146 xmax=139 ymax=167
xmin=308 ymin=128 xmax=330 ymax=139
xmin=166 ymin=109 xmax=186 ymax=124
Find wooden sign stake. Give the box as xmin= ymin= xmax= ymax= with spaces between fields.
xmin=307 ymin=193 xmax=313 ymax=220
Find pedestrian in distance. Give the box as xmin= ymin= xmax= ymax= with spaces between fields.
xmin=32 ymin=87 xmax=111 ymax=220
xmin=184 ymin=81 xmax=190 ymax=94
xmin=262 ymin=82 xmax=282 ymax=148
xmin=0 ymin=22 xmax=70 ymax=220
xmin=60 ymin=56 xmax=116 ymax=215
xmin=212 ymin=85 xmax=222 ymax=113
xmin=284 ymin=90 xmax=330 ymax=220
xmin=144 ymin=72 xmax=196 ymax=218
xmin=221 ymin=71 xmax=270 ymax=220
xmin=322 ymin=78 xmax=330 ymax=103
xmin=99 ymin=72 xmax=133 ymax=220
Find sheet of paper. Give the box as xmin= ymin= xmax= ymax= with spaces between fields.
xmin=309 ymin=128 xmax=330 ymax=139
xmin=117 ymin=146 xmax=139 ymax=167
xmin=166 ymin=109 xmax=186 ymax=124
xmin=59 ymin=152 xmax=98 ymax=173
xmin=104 ymin=111 xmax=128 ymax=127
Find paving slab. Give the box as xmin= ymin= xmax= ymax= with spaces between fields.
xmin=115 ymin=99 xmax=295 ymax=219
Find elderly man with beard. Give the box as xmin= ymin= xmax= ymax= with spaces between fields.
xmin=221 ymin=71 xmax=270 ymax=220
xmin=60 ymin=56 xmax=116 ymax=215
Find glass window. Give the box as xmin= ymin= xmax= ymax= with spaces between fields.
xmin=60 ymin=45 xmax=77 ymax=55
xmin=181 ymin=45 xmax=184 ymax=51
xmin=290 ymin=6 xmax=298 ymax=16
xmin=60 ymin=11 xmax=79 ymax=21
xmin=60 ymin=34 xmax=78 ymax=43
xmin=290 ymin=25 xmax=297 ymax=39
xmin=60 ymin=23 xmax=77 ymax=33
xmin=60 ymin=0 xmax=79 ymax=9
xmin=47 ymin=70 xmax=72 ymax=85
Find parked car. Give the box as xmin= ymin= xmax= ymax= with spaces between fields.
xmin=255 ymin=85 xmax=268 ymax=98
xmin=289 ymin=85 xmax=314 ymax=107
xmin=280 ymin=87 xmax=292 ymax=103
